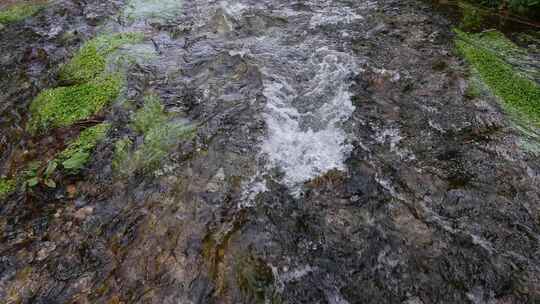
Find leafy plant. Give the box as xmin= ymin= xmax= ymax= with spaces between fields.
xmin=460 ymin=2 xmax=485 ymax=31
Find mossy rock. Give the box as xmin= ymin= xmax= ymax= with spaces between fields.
xmin=28 ymin=75 xmax=121 ymax=133
xmin=455 ymin=29 xmax=540 ymax=125
xmin=59 ymin=32 xmax=144 ymax=84
xmin=0 ymin=2 xmax=45 ymax=25
xmin=57 ymin=123 xmax=111 ymax=173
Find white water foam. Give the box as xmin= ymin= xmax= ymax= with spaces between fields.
xmin=260 ymin=48 xmax=358 ymax=195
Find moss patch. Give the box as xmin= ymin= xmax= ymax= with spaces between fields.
xmin=57 ymin=123 xmax=111 ymax=173
xmin=0 ymin=178 xmax=16 ymax=199
xmin=59 ymin=32 xmax=144 ymax=84
xmin=28 ymin=75 xmax=121 ymax=133
xmin=0 ymin=2 xmax=44 ymax=24
xmin=27 ymin=32 xmax=143 ymax=134
xmin=455 ymin=29 xmax=540 ymax=124
xmin=131 ymin=95 xmax=168 ymax=133
xmin=113 ymin=95 xmax=195 ymax=176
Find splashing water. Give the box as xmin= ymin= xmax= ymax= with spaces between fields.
xmin=258 ymin=46 xmax=358 ymax=195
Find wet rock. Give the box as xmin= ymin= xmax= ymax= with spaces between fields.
xmin=0 ymin=0 xmax=539 ymax=303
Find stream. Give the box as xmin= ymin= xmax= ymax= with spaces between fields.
xmin=1 ymin=0 xmax=540 ymax=303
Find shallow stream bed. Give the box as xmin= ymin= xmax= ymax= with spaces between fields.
xmin=0 ymin=0 xmax=540 ymax=303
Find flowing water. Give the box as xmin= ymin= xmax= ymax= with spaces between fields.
xmin=116 ymin=0 xmax=368 ymax=196
xmin=1 ymin=0 xmax=540 ymax=303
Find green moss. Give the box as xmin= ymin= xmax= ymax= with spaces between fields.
xmin=455 ymin=29 xmax=540 ymax=124
xmin=57 ymin=123 xmax=110 ymax=173
xmin=0 ymin=3 xmax=44 ymax=24
xmin=132 ymin=122 xmax=194 ymax=173
xmin=114 ymin=96 xmax=195 ymax=176
xmin=28 ymin=75 xmax=121 ymax=133
xmin=131 ymin=95 xmax=168 ymax=133
xmin=0 ymin=178 xmax=16 ymax=199
xmin=59 ymin=32 xmax=144 ymax=84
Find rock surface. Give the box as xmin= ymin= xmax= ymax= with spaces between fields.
xmin=0 ymin=0 xmax=539 ymax=303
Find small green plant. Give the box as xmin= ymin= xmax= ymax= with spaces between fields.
xmin=27 ymin=75 xmax=121 ymax=133
xmin=0 ymin=2 xmax=45 ymax=24
xmin=455 ymin=29 xmax=540 ymax=124
xmin=57 ymin=123 xmax=111 ymax=173
xmin=59 ymin=32 xmax=144 ymax=84
xmin=0 ymin=178 xmax=16 ymax=199
xmin=235 ymin=254 xmax=277 ymax=304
